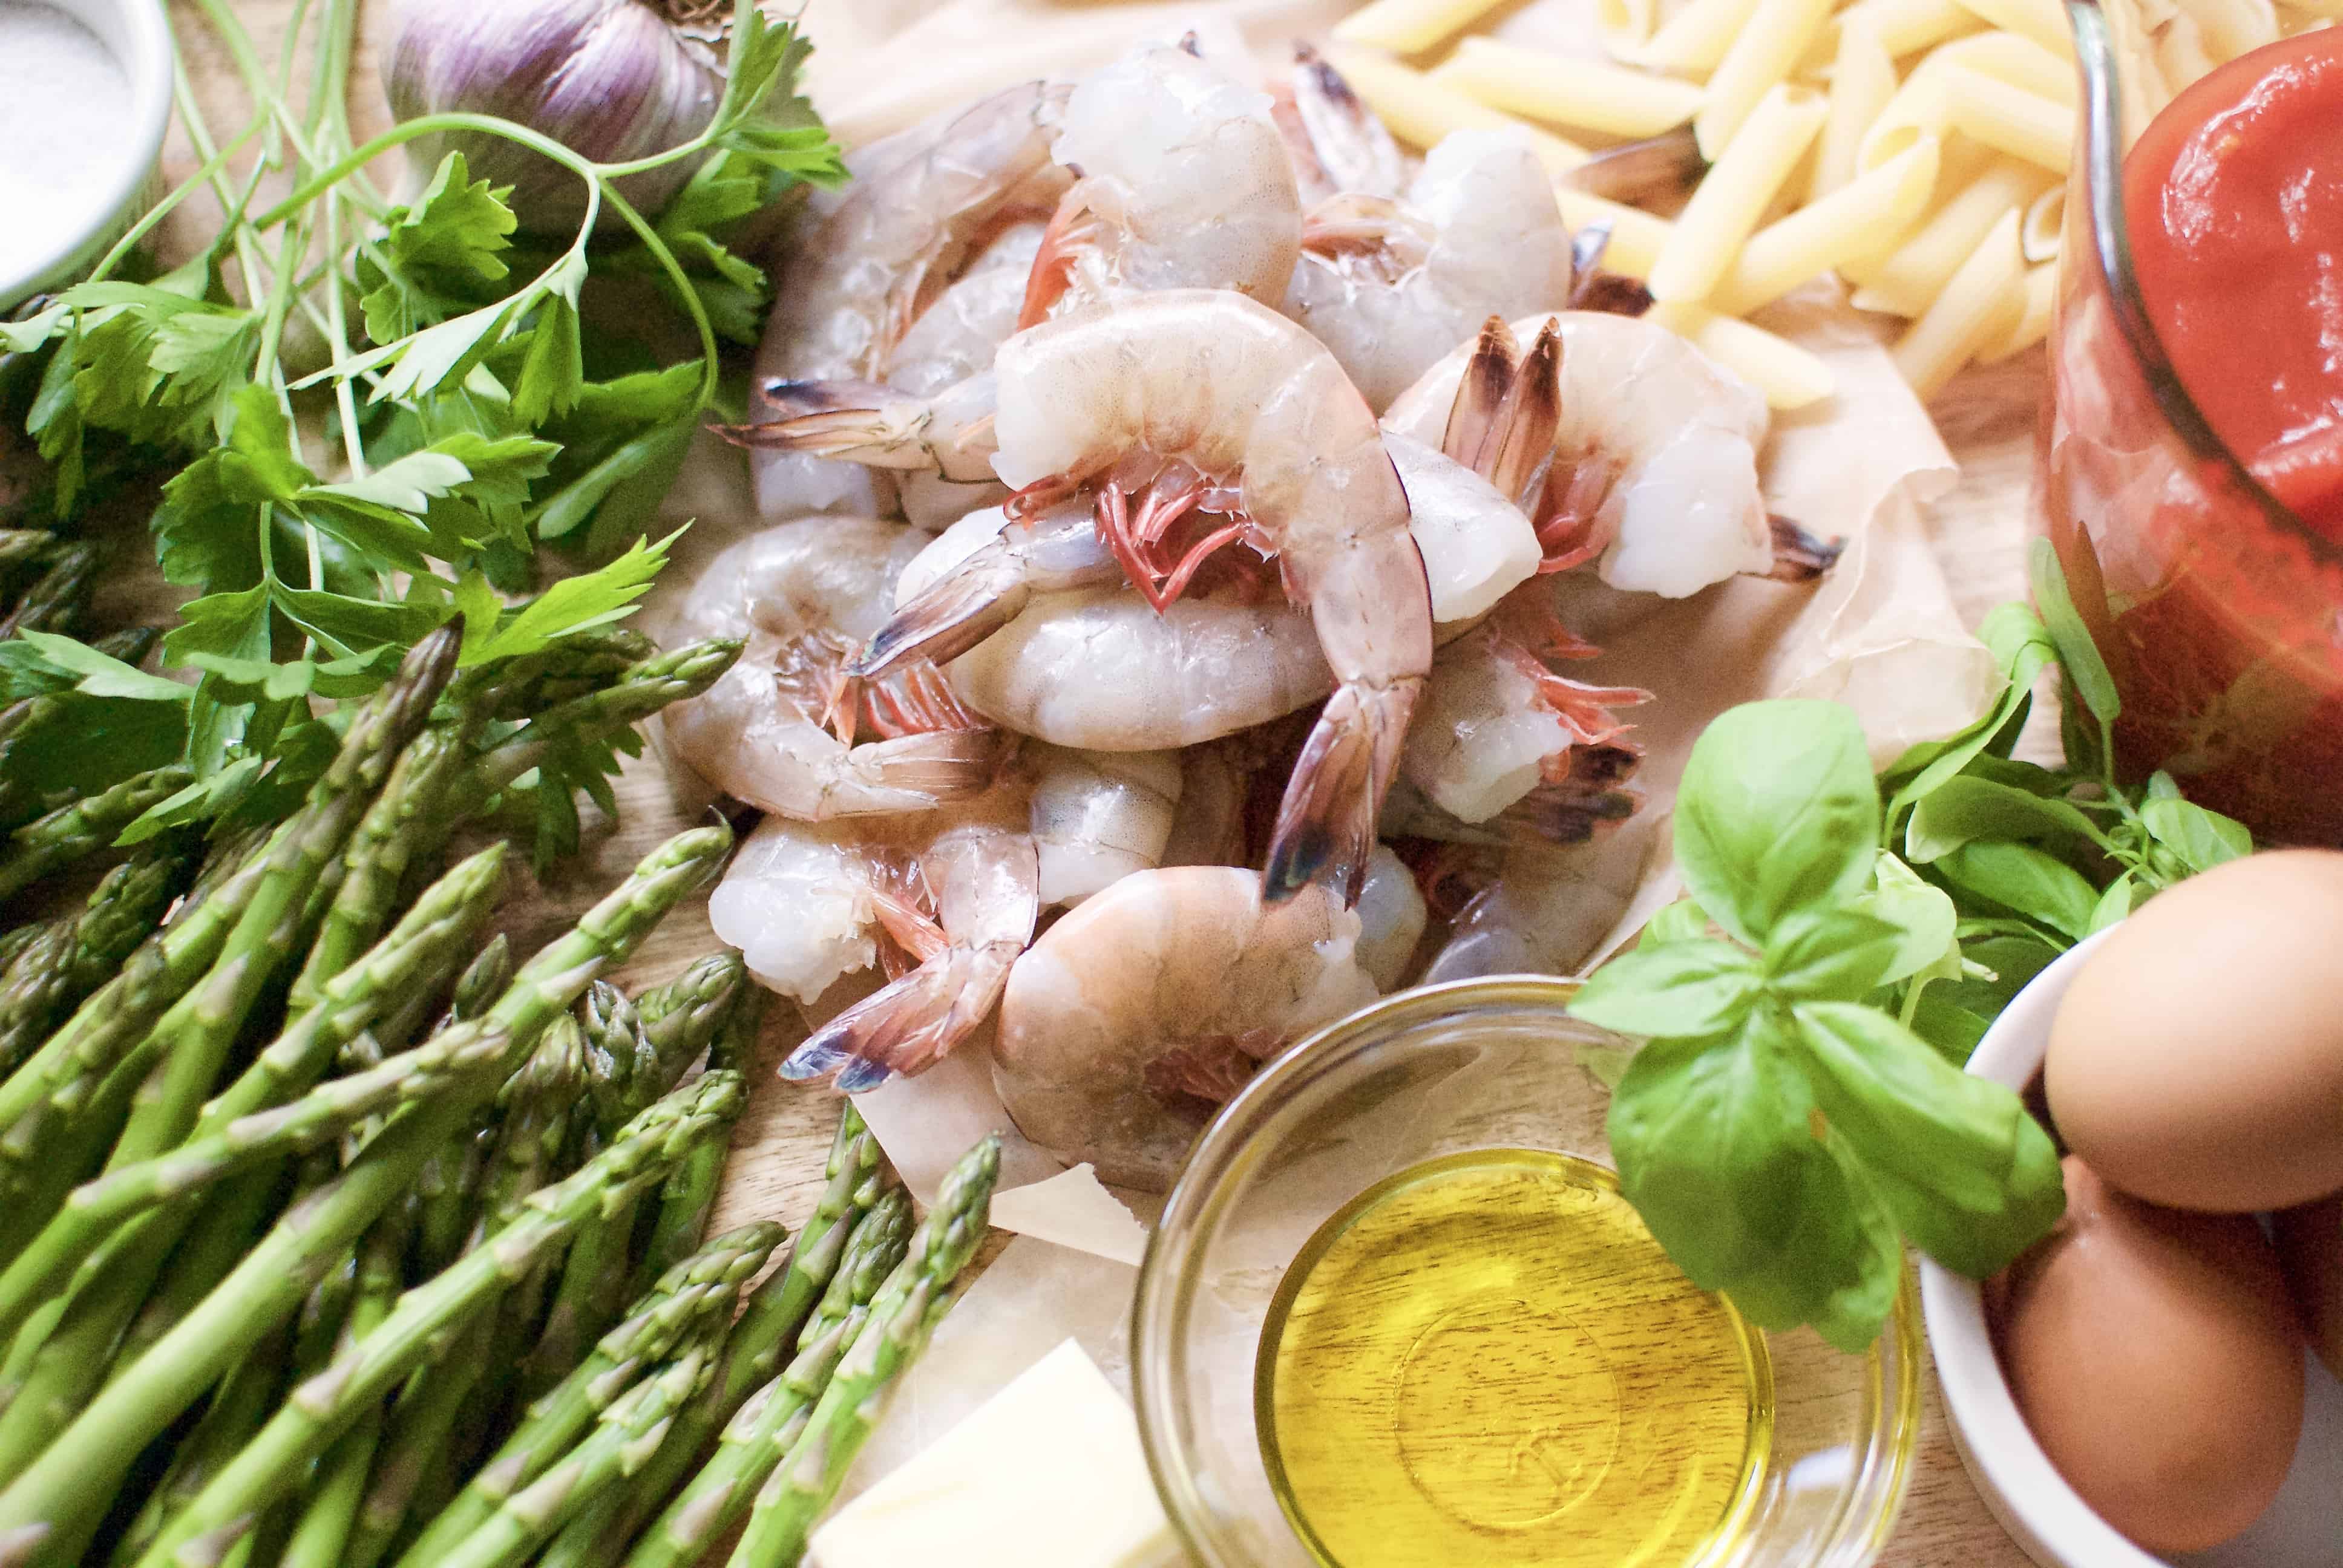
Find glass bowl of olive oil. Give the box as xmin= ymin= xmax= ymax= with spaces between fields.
xmin=1132 ymin=975 xmax=1922 ymax=1568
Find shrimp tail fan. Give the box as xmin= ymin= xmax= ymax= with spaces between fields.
xmin=857 ymin=729 xmax=1013 ymax=805
xmin=1263 ymin=678 xmax=1421 ymax=909
xmin=851 ymin=559 xmax=1031 ymax=680
xmin=781 ymin=940 xmax=1022 ymax=1091
xmin=721 ymin=379 xmax=910 ymax=462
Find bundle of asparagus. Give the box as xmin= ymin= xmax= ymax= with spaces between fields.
xmin=0 ymin=621 xmax=1000 ymax=1568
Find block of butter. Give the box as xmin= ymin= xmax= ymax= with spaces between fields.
xmin=808 ymin=1338 xmax=1178 ymax=1568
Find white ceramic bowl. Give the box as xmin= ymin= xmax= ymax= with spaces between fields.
xmin=1918 ymin=929 xmax=2343 ymax=1568
xmin=0 ymin=0 xmax=175 ymax=311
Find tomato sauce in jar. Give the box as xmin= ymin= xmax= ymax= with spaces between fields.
xmin=2042 ymin=24 xmax=2343 ymax=843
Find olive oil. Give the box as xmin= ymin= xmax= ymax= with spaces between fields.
xmin=1256 ymin=1149 xmax=1771 ymax=1568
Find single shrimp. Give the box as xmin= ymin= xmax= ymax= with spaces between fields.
xmin=715 ymin=789 xmax=1038 ymax=1094
xmin=1383 ymin=311 xmax=1775 ymax=598
xmin=750 ymin=79 xmax=1071 ymax=518
xmin=991 ymin=866 xmax=1381 ymax=1189
xmin=1284 ymin=128 xmax=1576 ymax=412
xmin=1273 ymin=42 xmax=1409 ymax=206
xmin=657 ymin=516 xmax=1004 ymax=820
xmin=1017 ymin=41 xmax=1303 ymax=327
xmin=989 ymin=291 xmax=1430 ymax=904
xmin=1420 ymin=814 xmax=1659 ymax=981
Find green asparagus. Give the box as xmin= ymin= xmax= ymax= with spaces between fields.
xmin=131 ymin=1071 xmax=750 ymax=1568
xmin=623 ymin=1187 xmax=916 ymax=1568
xmin=0 ymin=842 xmax=191 ymax=1072
xmin=0 ymin=763 xmax=192 ymax=903
xmin=633 ymin=988 xmax=764 ymax=1295
xmin=536 ymin=1103 xmax=884 ymax=1568
xmin=467 ymin=639 xmax=746 ymax=797
xmin=0 ymin=825 xmax=732 ymax=1566
xmin=724 ymin=1137 xmax=1001 ymax=1567
xmin=396 ymin=1222 xmax=785 ymax=1568
xmin=0 ymin=538 xmax=97 ymax=639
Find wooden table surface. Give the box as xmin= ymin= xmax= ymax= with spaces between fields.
xmin=165 ymin=5 xmax=2041 ymax=1562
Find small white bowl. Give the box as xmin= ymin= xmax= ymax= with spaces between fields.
xmin=1919 ymin=929 xmax=2343 ymax=1568
xmin=0 ymin=0 xmax=175 ymax=311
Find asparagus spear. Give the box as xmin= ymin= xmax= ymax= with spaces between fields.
xmin=623 ymin=1188 xmax=917 ymax=1568
xmin=724 ymin=1138 xmax=1000 ymax=1568
xmin=459 ymin=629 xmax=660 ymax=722
xmin=104 ymin=1319 xmax=299 ymax=1565
xmin=0 ymin=825 xmax=732 ymax=1566
xmin=0 ymin=538 xmax=97 ymax=639
xmin=536 ymin=1103 xmax=883 ymax=1568
xmin=0 ymin=843 xmax=507 ymax=1353
xmin=440 ymin=1344 xmax=723 ymax=1568
xmin=88 ymin=625 xmax=162 ymax=668
xmin=129 ymin=1071 xmax=751 ymax=1568
xmin=396 ymin=1223 xmax=786 ymax=1568
xmin=632 ymin=987 xmax=763 ymax=1295
xmin=467 ymin=639 xmax=745 ymax=796
xmin=0 ymin=842 xmax=191 ymax=1072
xmin=275 ymin=1202 xmax=417 ymax=1568
xmin=0 ymin=763 xmax=192 ymax=903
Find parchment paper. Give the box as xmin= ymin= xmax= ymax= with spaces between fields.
xmin=683 ymin=0 xmax=2001 ymax=1491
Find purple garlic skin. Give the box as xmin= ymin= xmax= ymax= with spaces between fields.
xmin=385 ymin=0 xmax=726 ymax=232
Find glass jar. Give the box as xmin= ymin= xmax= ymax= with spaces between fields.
xmin=1130 ymin=976 xmax=1924 ymax=1568
xmin=2039 ymin=1 xmax=2343 ymax=843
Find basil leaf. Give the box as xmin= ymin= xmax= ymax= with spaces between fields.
xmin=1715 ymin=1135 xmax=1904 ymax=1354
xmin=1606 ymin=1024 xmax=1817 ymax=1290
xmin=2138 ymin=797 xmax=2252 ymax=875
xmin=2145 ymin=769 xmax=2184 ymax=801
xmin=1905 ymin=776 xmax=2106 ymax=863
xmin=2029 ymin=537 xmax=2120 ymax=725
xmin=1852 ymin=852 xmax=1960 ymax=987
xmin=1763 ymin=909 xmax=1905 ymax=1002
xmin=1792 ymin=1001 xmax=2066 ymax=1278
xmin=1881 ymin=605 xmax=2055 ymax=812
xmin=1676 ymin=701 xmax=1879 ymax=946
xmin=1936 ymin=841 xmax=2100 ymax=939
xmin=1907 ymin=990 xmax=1992 ymax=1065
xmin=2086 ymin=872 xmax=2134 ymax=933
xmin=1568 ymin=938 xmax=1763 ymax=1038
xmin=1642 ymin=897 xmax=1713 ymax=944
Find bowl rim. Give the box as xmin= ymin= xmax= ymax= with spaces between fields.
xmin=0 ymin=0 xmax=177 ymax=308
xmin=1133 ymin=972 xmax=1927 ymax=1568
xmin=1915 ymin=927 xmax=2172 ymax=1568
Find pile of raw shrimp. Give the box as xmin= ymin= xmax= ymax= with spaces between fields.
xmin=659 ymin=38 xmax=1824 ymax=1190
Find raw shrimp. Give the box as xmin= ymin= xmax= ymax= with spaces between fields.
xmin=1273 ymin=42 xmax=1408 ymax=206
xmin=717 ymin=790 xmax=1038 ymax=1093
xmin=1026 ymin=743 xmax=1184 ymax=905
xmin=1017 ymin=41 xmax=1302 ymax=327
xmin=1384 ymin=312 xmax=1775 ymax=598
xmin=991 ymin=866 xmax=1380 ymax=1189
xmin=750 ymin=80 xmax=1070 ymax=517
xmin=990 ymin=291 xmax=1430 ymax=904
xmin=886 ymin=221 xmax=1045 ymax=528
xmin=1284 ymin=128 xmax=1576 ymax=411
xmin=658 ymin=516 xmax=1003 ymax=820
xmin=1420 ymin=815 xmax=1659 ymax=981
xmin=1354 ymin=844 xmax=1430 ymax=990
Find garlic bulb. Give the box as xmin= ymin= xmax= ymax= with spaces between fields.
xmin=385 ymin=0 xmax=731 ymax=232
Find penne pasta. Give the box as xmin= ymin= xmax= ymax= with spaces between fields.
xmin=1852 ymin=0 xmax=1985 ymax=56
xmin=1636 ymin=0 xmax=1765 ymax=73
xmin=1331 ymin=0 xmax=1515 ymax=56
xmin=1554 ymin=189 xmax=1676 ymax=277
xmin=1809 ymin=10 xmax=1898 ymax=200
xmin=1648 ymin=84 xmax=1829 ymax=301
xmin=1927 ymin=28 xmax=2079 ymax=99
xmin=1695 ymin=0 xmax=1837 ymax=156
xmin=2022 ymin=182 xmax=2065 ymax=260
xmin=1892 ymin=207 xmax=2027 ymax=396
xmin=1324 ymin=48 xmax=1590 ymax=172
xmin=1981 ymin=259 xmax=2058 ymax=362
xmin=1940 ymin=64 xmax=2076 ymax=171
xmin=1650 ymin=301 xmax=1838 ymax=407
xmin=1710 ymin=137 xmax=1942 ymax=313
xmin=1597 ymin=0 xmax=1663 ymax=53
xmin=1953 ymin=0 xmax=2076 ymax=56
xmin=1434 ymin=37 xmax=1708 ymax=139
xmin=2178 ymin=0 xmax=2281 ymax=57
xmin=1844 ymin=157 xmax=2048 ymax=307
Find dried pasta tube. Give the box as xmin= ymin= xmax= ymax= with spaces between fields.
xmin=1648 ymin=301 xmax=1837 ymax=408
xmin=1326 ymin=47 xmax=1589 ymax=172
xmin=1648 ymin=83 xmax=1827 ymax=302
xmin=1810 ymin=10 xmax=1898 ymax=201
xmin=1333 ymin=0 xmax=1518 ymax=55
xmin=1434 ymin=36 xmax=1706 ymax=138
xmin=1696 ymin=0 xmax=1837 ymax=156
xmin=1892 ymin=206 xmax=2026 ymax=397
xmin=1711 ymin=137 xmax=1942 ymax=313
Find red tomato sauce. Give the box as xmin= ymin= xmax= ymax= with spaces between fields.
xmin=2123 ymin=31 xmax=2343 ymax=541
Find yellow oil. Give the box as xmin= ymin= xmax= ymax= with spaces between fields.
xmin=1256 ymin=1149 xmax=1772 ymax=1568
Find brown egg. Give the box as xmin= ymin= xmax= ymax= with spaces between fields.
xmin=2046 ymin=849 xmax=2343 ymax=1212
xmin=2274 ymin=1194 xmax=2343 ymax=1382
xmin=1991 ymin=1157 xmax=2305 ymax=1553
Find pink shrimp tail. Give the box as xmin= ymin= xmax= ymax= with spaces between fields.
xmin=1262 ymin=677 xmax=1421 ymax=907
xmin=781 ymin=939 xmax=1022 ymax=1092
xmin=1018 ymin=191 xmax=1097 ymax=330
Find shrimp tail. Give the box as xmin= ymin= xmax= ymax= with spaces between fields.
xmin=853 ymin=558 xmax=1033 ymax=679
xmin=1758 ymin=514 xmax=1846 ymax=581
xmin=723 ymin=376 xmax=1001 ymax=482
xmin=1263 ymin=677 xmax=1421 ymax=907
xmin=781 ymin=939 xmax=1021 ymax=1089
xmin=853 ymin=728 xmax=1014 ymax=805
xmin=1443 ymin=316 xmax=1521 ymax=465
xmin=1019 ymin=188 xmax=1100 ymax=330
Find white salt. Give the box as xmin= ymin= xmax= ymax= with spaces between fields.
xmin=0 ymin=2 xmax=134 ymax=282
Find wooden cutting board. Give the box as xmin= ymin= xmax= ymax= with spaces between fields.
xmin=142 ymin=5 xmax=2046 ymax=1560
